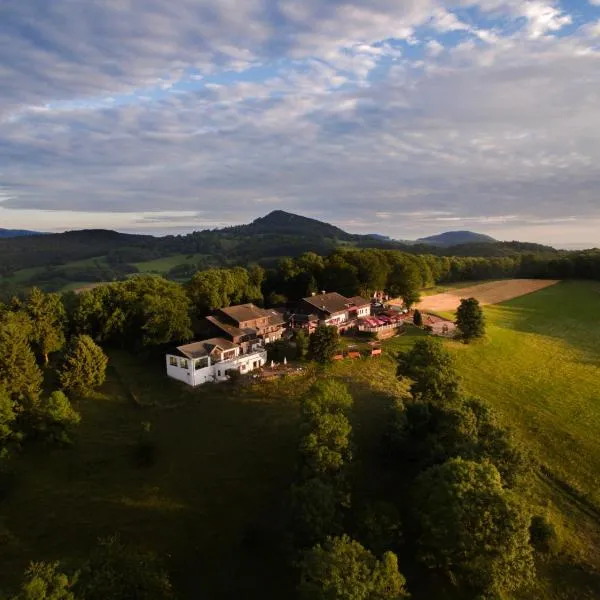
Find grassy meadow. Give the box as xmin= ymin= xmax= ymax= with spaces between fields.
xmin=1 ymin=280 xmax=599 ymax=598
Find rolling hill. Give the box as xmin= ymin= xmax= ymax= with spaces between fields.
xmin=0 ymin=228 xmax=44 ymax=238
xmin=417 ymin=230 xmax=497 ymax=246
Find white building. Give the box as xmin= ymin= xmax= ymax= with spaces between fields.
xmin=166 ymin=337 xmax=267 ymax=387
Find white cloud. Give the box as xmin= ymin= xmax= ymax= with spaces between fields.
xmin=0 ymin=1 xmax=600 ymax=245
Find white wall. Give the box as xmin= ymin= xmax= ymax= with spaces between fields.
xmin=358 ymin=306 xmax=371 ymax=317
xmin=166 ymin=350 xmax=267 ymax=387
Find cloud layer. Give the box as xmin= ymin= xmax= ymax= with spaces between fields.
xmin=1 ymin=0 xmax=600 ymax=245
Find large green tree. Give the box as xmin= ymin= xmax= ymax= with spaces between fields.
xmin=298 ymin=535 xmax=408 ymax=600
xmin=413 ymin=458 xmax=535 ymax=595
xmin=76 ymin=536 xmax=174 ymax=600
xmin=396 ymin=338 xmax=460 ymax=404
xmin=300 ymin=412 xmax=353 ymax=476
xmin=9 ymin=561 xmax=79 ymax=600
xmin=25 ymin=288 xmax=66 ymax=365
xmin=0 ymin=312 xmax=42 ymax=403
xmin=309 ymin=326 xmax=340 ymax=364
xmin=33 ymin=391 xmax=81 ymax=445
xmin=59 ymin=335 xmax=108 ymax=397
xmin=0 ymin=386 xmax=17 ymax=459
xmin=301 ymin=380 xmax=353 ymax=421
xmin=455 ymin=297 xmax=486 ymax=342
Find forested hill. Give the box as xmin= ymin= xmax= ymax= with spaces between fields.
xmin=417 ymin=230 xmax=496 ymax=246
xmin=0 ymin=228 xmax=44 ymax=238
xmin=0 ymin=210 xmax=565 ymax=294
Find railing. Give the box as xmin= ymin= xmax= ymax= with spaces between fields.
xmin=357 ymin=323 xmax=403 ymax=333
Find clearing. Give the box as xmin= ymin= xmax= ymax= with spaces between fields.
xmin=413 ymin=278 xmax=560 ymax=312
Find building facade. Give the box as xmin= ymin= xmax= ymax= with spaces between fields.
xmin=166 ymin=337 xmax=267 ymax=387
xmin=297 ymin=292 xmax=371 ymax=331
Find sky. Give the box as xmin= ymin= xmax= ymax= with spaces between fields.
xmin=1 ymin=1 xmax=600 ymax=248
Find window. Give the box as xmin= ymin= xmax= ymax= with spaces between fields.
xmin=218 ymin=370 xmax=221 ymax=377
xmin=180 ymin=359 xmax=188 ymax=369
xmin=169 ymin=356 xmax=177 ymax=367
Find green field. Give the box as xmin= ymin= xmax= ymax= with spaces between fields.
xmin=133 ymin=254 xmax=207 ymax=274
xmin=1 ymin=280 xmax=599 ymax=598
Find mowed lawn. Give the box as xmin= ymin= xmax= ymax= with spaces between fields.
xmin=445 ymin=280 xmax=600 ymax=507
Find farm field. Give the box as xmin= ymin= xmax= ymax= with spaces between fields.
xmin=0 ymin=280 xmax=599 ymax=598
xmin=414 ymin=278 xmax=560 ymax=312
xmin=134 ymin=254 xmax=208 ymax=274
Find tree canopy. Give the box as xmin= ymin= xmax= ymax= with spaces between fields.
xmin=298 ymin=535 xmax=408 ymax=600
xmin=413 ymin=458 xmax=535 ymax=595
xmin=59 ymin=335 xmax=108 ymax=397
xmin=455 ymin=297 xmax=486 ymax=342
xmin=396 ymin=338 xmax=460 ymax=404
xmin=309 ymin=326 xmax=340 ymax=364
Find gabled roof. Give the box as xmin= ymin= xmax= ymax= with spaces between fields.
xmin=171 ymin=338 xmax=238 ymax=360
xmin=206 ymin=315 xmax=244 ymax=339
xmin=218 ymin=303 xmax=270 ymax=325
xmin=348 ymin=296 xmax=370 ymax=308
xmin=302 ymin=292 xmax=353 ymax=315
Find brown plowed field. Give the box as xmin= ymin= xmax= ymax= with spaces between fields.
xmin=412 ymin=279 xmax=560 ymax=312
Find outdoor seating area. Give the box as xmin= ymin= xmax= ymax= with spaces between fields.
xmin=357 ymin=312 xmax=405 ymax=338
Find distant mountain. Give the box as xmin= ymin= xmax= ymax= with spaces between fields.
xmin=417 ymin=231 xmax=497 ymax=247
xmin=235 ymin=210 xmax=352 ymax=240
xmin=0 ymin=228 xmax=44 ymax=238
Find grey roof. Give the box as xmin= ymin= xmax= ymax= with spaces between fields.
xmin=206 ymin=315 xmax=244 ymax=339
xmin=302 ymin=292 xmax=353 ymax=315
xmin=172 ymin=338 xmax=238 ymax=360
xmin=348 ymin=296 xmax=370 ymax=307
xmin=218 ymin=303 xmax=271 ymax=325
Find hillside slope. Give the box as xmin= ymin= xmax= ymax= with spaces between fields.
xmin=417 ymin=230 xmax=497 ymax=246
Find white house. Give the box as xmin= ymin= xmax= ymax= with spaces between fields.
xmin=166 ymin=337 xmax=267 ymax=387
xmin=297 ymin=292 xmax=371 ymax=332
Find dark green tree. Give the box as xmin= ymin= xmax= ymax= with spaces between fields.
xmin=9 ymin=561 xmax=79 ymax=600
xmin=0 ymin=386 xmax=17 ymax=460
xmin=455 ymin=297 xmax=485 ymax=342
xmin=76 ymin=536 xmax=174 ymax=600
xmin=0 ymin=313 xmax=42 ymax=403
xmin=59 ymin=335 xmax=108 ymax=397
xmin=288 ymin=477 xmax=345 ymax=549
xmin=413 ymin=309 xmax=423 ymax=327
xmin=298 ymin=535 xmax=408 ymax=600
xmin=301 ymin=380 xmax=353 ymax=421
xmin=396 ymin=338 xmax=460 ymax=404
xmin=309 ymin=326 xmax=340 ymax=364
xmin=33 ymin=391 xmax=81 ymax=445
xmin=295 ymin=329 xmax=310 ymax=360
xmin=300 ymin=412 xmax=353 ymax=476
xmin=25 ymin=288 xmax=66 ymax=365
xmin=413 ymin=458 xmax=535 ymax=596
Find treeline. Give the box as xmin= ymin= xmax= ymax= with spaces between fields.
xmin=0 ymin=289 xmax=108 ymax=461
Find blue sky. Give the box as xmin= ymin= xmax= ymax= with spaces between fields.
xmin=1 ymin=0 xmax=600 ymax=247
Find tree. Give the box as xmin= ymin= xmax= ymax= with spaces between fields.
xmin=300 ymin=412 xmax=353 ymax=476
xmin=298 ymin=535 xmax=408 ymax=600
xmin=10 ymin=561 xmax=79 ymax=600
xmin=76 ymin=536 xmax=173 ymax=600
xmin=413 ymin=458 xmax=535 ymax=595
xmin=295 ymin=329 xmax=309 ymax=360
xmin=396 ymin=338 xmax=460 ymax=404
xmin=34 ymin=391 xmax=81 ymax=445
xmin=455 ymin=297 xmax=485 ymax=342
xmin=309 ymin=326 xmax=340 ymax=364
xmin=301 ymin=380 xmax=353 ymax=421
xmin=0 ymin=386 xmax=17 ymax=459
xmin=25 ymin=288 xmax=66 ymax=365
xmin=288 ymin=477 xmax=345 ymax=549
xmin=0 ymin=313 xmax=42 ymax=403
xmin=59 ymin=335 xmax=108 ymax=397
xmin=413 ymin=309 xmax=423 ymax=327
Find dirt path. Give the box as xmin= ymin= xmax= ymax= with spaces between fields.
xmin=407 ymin=279 xmax=560 ymax=313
